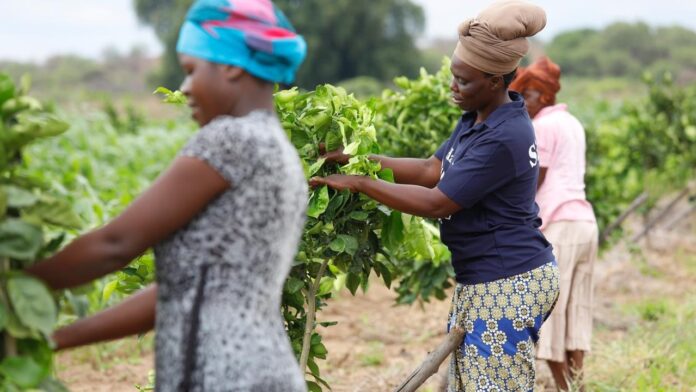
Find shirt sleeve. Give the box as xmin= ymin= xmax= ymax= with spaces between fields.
xmin=434 ymin=138 xmax=450 ymax=160
xmin=534 ymin=117 xmax=556 ymax=168
xmin=435 ymin=118 xmax=465 ymax=160
xmin=179 ymin=118 xmax=259 ymax=186
xmin=437 ymin=140 xmax=516 ymax=208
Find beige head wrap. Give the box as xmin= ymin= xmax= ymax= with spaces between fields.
xmin=454 ymin=0 xmax=547 ymax=75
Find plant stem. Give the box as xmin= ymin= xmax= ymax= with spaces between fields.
xmin=299 ymin=258 xmax=330 ymax=375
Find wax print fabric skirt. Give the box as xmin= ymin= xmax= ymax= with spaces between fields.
xmin=447 ymin=261 xmax=560 ymax=392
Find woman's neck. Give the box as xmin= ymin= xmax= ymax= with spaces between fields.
xmin=476 ymin=90 xmax=512 ymax=124
xmin=230 ymin=82 xmax=276 ymax=117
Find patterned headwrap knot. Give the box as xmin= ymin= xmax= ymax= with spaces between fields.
xmin=454 ymin=0 xmax=546 ymax=75
xmin=177 ymin=0 xmax=307 ymax=84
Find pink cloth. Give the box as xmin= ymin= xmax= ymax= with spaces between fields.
xmin=534 ymin=104 xmax=596 ymax=230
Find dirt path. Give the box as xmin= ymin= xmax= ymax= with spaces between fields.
xmin=57 ymin=209 xmax=695 ymax=391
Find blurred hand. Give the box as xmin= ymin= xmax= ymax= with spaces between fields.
xmin=309 ymin=175 xmax=362 ymax=193
xmin=319 ymin=143 xmax=351 ymax=165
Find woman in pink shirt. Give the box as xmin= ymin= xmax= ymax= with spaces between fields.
xmin=511 ymin=57 xmax=598 ymax=391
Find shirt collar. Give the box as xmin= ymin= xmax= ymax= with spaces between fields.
xmin=458 ymin=91 xmax=528 ymax=136
xmin=535 ymin=103 xmax=568 ymax=119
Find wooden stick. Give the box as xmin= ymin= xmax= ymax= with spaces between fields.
xmin=393 ymin=327 xmax=465 ymax=392
xmin=665 ymin=203 xmax=696 ymax=231
xmin=631 ymin=188 xmax=691 ymax=242
xmin=599 ymin=193 xmax=649 ymax=245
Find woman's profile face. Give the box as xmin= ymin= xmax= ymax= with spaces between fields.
xmin=449 ymin=56 xmax=496 ymax=112
xmin=179 ymin=55 xmax=236 ymax=126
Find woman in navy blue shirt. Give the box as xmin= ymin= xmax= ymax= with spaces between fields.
xmin=310 ymin=1 xmax=559 ymax=391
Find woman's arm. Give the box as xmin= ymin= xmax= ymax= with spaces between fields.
xmin=537 ymin=166 xmax=548 ymax=190
xmin=27 ymin=156 xmax=228 ymax=290
xmin=309 ymin=175 xmax=460 ymax=219
xmin=372 ymin=155 xmax=443 ymax=188
xmin=323 ymin=148 xmax=442 ymax=188
xmin=53 ymin=284 xmax=157 ymax=351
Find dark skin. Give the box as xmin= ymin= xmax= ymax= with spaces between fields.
xmin=309 ymin=56 xmax=512 ymax=219
xmin=521 ymin=85 xmax=583 ymax=392
xmin=28 ymin=55 xmax=276 ymax=350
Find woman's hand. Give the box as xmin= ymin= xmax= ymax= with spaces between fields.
xmin=309 ymin=175 xmax=364 ymax=193
xmin=51 ymin=284 xmax=157 ymax=351
xmin=319 ymin=143 xmax=351 ymax=165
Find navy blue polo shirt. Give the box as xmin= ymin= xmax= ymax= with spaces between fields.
xmin=434 ymin=91 xmax=553 ymax=285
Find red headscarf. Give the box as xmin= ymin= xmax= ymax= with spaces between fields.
xmin=510 ymin=56 xmax=561 ymax=106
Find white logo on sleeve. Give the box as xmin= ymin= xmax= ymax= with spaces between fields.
xmin=528 ymin=144 xmax=538 ymax=168
xmin=445 ymin=147 xmax=455 ymax=164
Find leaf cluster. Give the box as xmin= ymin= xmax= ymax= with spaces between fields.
xmin=0 ymin=73 xmax=79 ymax=391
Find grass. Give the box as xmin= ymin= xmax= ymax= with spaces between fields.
xmin=359 ymin=341 xmax=385 ymax=367
xmin=585 ymin=259 xmax=696 ymax=391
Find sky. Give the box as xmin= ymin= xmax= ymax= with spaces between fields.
xmin=1 ymin=0 xmax=696 ymax=62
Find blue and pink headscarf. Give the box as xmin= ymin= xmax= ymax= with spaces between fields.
xmin=177 ymin=0 xmax=307 ymax=84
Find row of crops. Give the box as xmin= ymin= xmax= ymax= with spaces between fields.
xmin=0 ymin=59 xmax=694 ymax=390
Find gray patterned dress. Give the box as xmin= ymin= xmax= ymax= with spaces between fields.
xmin=153 ymin=110 xmax=308 ymax=391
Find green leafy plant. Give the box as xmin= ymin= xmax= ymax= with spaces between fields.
xmin=0 ymin=72 xmax=80 ymax=391
xmin=376 ymin=58 xmax=461 ymax=159
xmin=152 ymin=87 xmax=187 ymax=105
xmin=585 ymin=73 xmax=696 ymax=234
xmin=275 ymin=84 xmax=449 ymax=388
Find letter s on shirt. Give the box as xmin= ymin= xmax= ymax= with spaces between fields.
xmin=529 ymin=144 xmax=538 ymax=168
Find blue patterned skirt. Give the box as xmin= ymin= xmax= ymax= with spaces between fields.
xmin=447 ymin=262 xmax=560 ymax=392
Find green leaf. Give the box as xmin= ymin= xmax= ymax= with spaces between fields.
xmin=382 ymin=211 xmax=404 ymax=252
xmin=346 ymin=272 xmax=361 ymax=295
xmin=290 ymin=128 xmax=312 ymax=150
xmin=311 ymin=342 xmax=328 ymax=358
xmin=3 ymin=185 xmax=38 ymax=208
xmin=337 ymin=234 xmax=359 ymax=256
xmin=274 ymin=88 xmax=299 ymax=104
xmin=376 ymin=262 xmax=392 ymax=288
xmin=308 ymin=158 xmax=326 ymax=177
xmin=7 ymin=274 xmax=57 ymax=336
xmin=12 ymin=112 xmax=68 ymax=139
xmin=328 ymin=237 xmax=345 ymax=253
xmin=306 ymin=381 xmax=322 ymax=392
xmin=0 ymin=356 xmax=45 ymax=388
xmin=0 ymin=73 xmax=15 ymax=107
xmin=316 ymin=277 xmax=334 ymax=296
xmin=102 ymin=280 xmax=119 ymax=303
xmin=342 ymin=140 xmax=360 ymax=155
xmin=19 ymin=74 xmax=32 ymax=95
xmin=378 ymin=168 xmax=395 ymax=183
xmin=307 ymin=358 xmax=321 ymax=378
xmin=23 ymin=197 xmax=83 ymax=230
xmin=325 ymin=129 xmax=342 ymax=152
xmin=349 ymin=211 xmax=369 ymax=221
xmin=307 ymin=186 xmax=329 ymax=218
xmin=0 ymin=219 xmax=43 ymax=260
xmin=153 ymin=87 xmax=187 ymax=105
xmin=5 ymin=311 xmax=37 ymax=338
xmin=285 ymin=277 xmax=304 ymax=294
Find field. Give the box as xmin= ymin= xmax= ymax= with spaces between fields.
xmin=1 ymin=66 xmax=694 ymax=391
